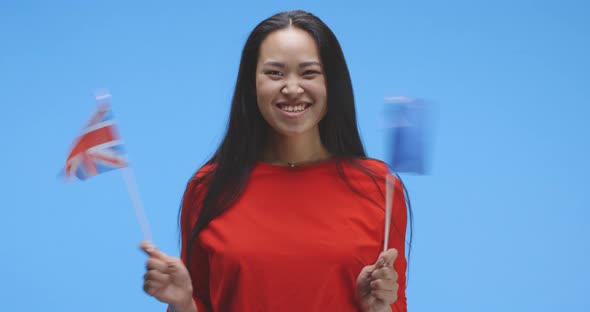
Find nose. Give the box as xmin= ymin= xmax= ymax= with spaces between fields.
xmin=281 ymin=77 xmax=304 ymax=95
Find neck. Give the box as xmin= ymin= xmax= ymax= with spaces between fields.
xmin=262 ymin=129 xmax=331 ymax=167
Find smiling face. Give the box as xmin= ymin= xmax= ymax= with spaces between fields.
xmin=255 ymin=27 xmax=327 ymax=138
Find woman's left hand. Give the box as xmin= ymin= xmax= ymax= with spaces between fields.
xmin=356 ymin=248 xmax=399 ymax=312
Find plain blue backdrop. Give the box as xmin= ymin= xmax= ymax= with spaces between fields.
xmin=1 ymin=0 xmax=588 ymax=311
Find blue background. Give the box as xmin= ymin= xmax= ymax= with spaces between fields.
xmin=1 ymin=0 xmax=588 ymax=311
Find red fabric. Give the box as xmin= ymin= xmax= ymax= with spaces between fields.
xmin=180 ymin=159 xmax=407 ymax=312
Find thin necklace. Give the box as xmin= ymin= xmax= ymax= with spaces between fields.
xmin=285 ymin=155 xmax=332 ymax=168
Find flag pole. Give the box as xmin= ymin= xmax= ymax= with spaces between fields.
xmin=121 ymin=166 xmax=152 ymax=242
xmin=384 ymin=172 xmax=394 ymax=252
xmin=95 ymin=89 xmax=153 ymax=242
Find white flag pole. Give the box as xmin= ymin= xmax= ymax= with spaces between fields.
xmin=95 ymin=89 xmax=152 ymax=242
xmin=384 ymin=173 xmax=394 ymax=252
xmin=122 ymin=167 xmax=152 ymax=242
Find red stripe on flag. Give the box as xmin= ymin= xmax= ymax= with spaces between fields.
xmin=67 ymin=126 xmax=119 ymax=160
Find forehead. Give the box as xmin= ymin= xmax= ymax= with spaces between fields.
xmin=258 ymin=27 xmax=320 ymax=62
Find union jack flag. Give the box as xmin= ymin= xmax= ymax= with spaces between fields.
xmin=64 ymin=99 xmax=127 ymax=180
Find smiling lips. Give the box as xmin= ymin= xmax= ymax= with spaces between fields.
xmin=276 ymin=102 xmax=311 ymax=113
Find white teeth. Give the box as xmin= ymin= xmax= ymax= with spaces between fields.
xmin=280 ymin=104 xmax=306 ymax=113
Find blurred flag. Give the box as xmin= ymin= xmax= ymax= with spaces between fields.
xmin=383 ymin=96 xmax=433 ymax=174
xmin=60 ymin=91 xmax=152 ymax=240
xmin=63 ymin=95 xmax=127 ymax=180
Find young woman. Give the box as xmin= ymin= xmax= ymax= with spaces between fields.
xmin=141 ymin=10 xmax=410 ymax=312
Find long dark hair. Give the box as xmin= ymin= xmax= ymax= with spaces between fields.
xmin=182 ymin=10 xmax=412 ymax=274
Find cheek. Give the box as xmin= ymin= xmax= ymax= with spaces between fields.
xmin=256 ymin=79 xmax=279 ymax=104
xmin=317 ymin=90 xmax=328 ymax=118
xmin=302 ymin=80 xmax=327 ymax=110
xmin=301 ymin=79 xmax=326 ymax=97
xmin=255 ymin=77 xmax=264 ymax=102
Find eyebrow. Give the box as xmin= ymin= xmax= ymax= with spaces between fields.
xmin=263 ymin=61 xmax=322 ymax=68
xmin=300 ymin=61 xmax=321 ymax=68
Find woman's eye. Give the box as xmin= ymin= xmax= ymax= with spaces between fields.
xmin=303 ymin=70 xmax=321 ymax=76
xmin=266 ymin=70 xmax=283 ymax=76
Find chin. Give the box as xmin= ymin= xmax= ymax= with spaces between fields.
xmin=273 ymin=125 xmax=315 ymax=137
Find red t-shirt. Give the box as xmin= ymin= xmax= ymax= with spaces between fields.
xmin=180 ymin=158 xmax=408 ymax=312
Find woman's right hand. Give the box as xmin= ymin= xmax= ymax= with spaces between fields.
xmin=140 ymin=241 xmax=196 ymax=311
